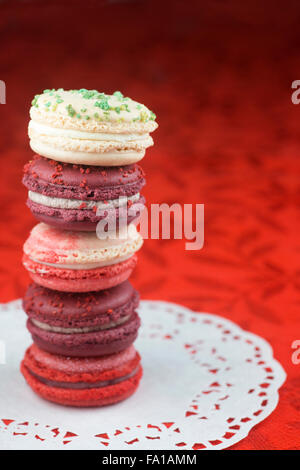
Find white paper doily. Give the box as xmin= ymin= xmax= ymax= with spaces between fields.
xmin=0 ymin=299 xmax=285 ymax=450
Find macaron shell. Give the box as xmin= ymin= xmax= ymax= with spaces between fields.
xmin=23 ymin=281 xmax=139 ymax=329
xmin=30 ymin=89 xmax=157 ymax=132
xmin=28 ymin=270 xmax=133 ymax=292
xmin=24 ymin=343 xmax=137 ymax=376
xmin=29 ymin=143 xmax=146 ymax=166
xmin=21 ymin=361 xmax=142 ymax=407
xmin=23 ymin=156 xmax=146 ymax=201
xmin=27 ymin=311 xmax=141 ymax=357
xmin=23 ymin=222 xmax=143 ymax=266
xmin=23 ymin=344 xmax=140 ymax=383
xmin=26 ymin=195 xmax=145 ymax=232
xmin=23 ymin=254 xmax=138 ymax=292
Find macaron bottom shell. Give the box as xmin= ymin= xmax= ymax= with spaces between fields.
xmin=29 ymin=141 xmax=146 ymax=167
xmin=26 ymin=196 xmax=145 ymax=232
xmin=26 ymin=312 xmax=141 ymax=357
xmin=23 ymin=254 xmax=138 ymax=292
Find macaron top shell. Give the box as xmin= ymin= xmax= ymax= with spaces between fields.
xmin=23 ymin=155 xmax=145 ymax=201
xmin=23 ymin=280 xmax=139 ymax=328
xmin=23 ymin=222 xmax=143 ymax=266
xmin=25 ymin=343 xmax=137 ymax=377
xmin=30 ymin=88 xmax=158 ymax=133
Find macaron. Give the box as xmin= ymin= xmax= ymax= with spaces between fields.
xmin=23 ymin=222 xmax=143 ymax=292
xmin=23 ymin=281 xmax=140 ymax=356
xmin=21 ymin=343 xmax=142 ymax=407
xmin=23 ymin=155 xmax=146 ymax=231
xmin=29 ymin=89 xmax=158 ymax=166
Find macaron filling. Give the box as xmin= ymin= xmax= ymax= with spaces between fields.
xmin=31 ymin=313 xmax=131 ymax=333
xmin=29 ymin=121 xmax=151 ymax=143
xmin=27 ymin=253 xmax=133 ymax=270
xmin=27 ymin=312 xmax=140 ymax=356
xmin=25 ymin=366 xmax=140 ymax=389
xmin=28 ymin=190 xmax=140 ymax=210
xmin=29 ymin=143 xmax=145 ymax=166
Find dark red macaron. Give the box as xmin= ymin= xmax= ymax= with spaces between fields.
xmin=23 ymin=281 xmax=141 ymax=357
xmin=21 ymin=343 xmax=142 ymax=407
xmin=23 ymin=155 xmax=146 ymax=231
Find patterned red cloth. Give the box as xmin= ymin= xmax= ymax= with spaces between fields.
xmin=0 ymin=0 xmax=299 ymax=449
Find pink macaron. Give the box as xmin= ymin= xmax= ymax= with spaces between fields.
xmin=23 ymin=222 xmax=143 ymax=292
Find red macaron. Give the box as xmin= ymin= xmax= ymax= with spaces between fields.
xmin=21 ymin=343 xmax=142 ymax=407
xmin=23 ymin=281 xmax=141 ymax=357
xmin=23 ymin=155 xmax=145 ymax=231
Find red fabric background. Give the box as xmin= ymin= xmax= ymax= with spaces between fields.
xmin=0 ymin=0 xmax=299 ymax=449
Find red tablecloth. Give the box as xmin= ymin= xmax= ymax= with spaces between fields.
xmin=0 ymin=0 xmax=299 ymax=450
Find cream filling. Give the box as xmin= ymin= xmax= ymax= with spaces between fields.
xmin=28 ymin=253 xmax=132 ymax=270
xmin=31 ymin=314 xmax=130 ymax=334
xmin=28 ymin=191 xmax=140 ymax=210
xmin=29 ymin=120 xmax=148 ymax=142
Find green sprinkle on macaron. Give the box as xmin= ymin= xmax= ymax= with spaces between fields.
xmin=66 ymin=104 xmax=76 ymax=117
xmin=95 ymin=100 xmax=110 ymax=110
xmin=30 ymin=88 xmax=157 ymax=124
xmin=31 ymin=94 xmax=40 ymax=107
xmin=113 ymin=91 xmax=124 ymax=100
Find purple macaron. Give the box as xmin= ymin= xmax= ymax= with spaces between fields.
xmin=23 ymin=281 xmax=141 ymax=357
xmin=23 ymin=155 xmax=146 ymax=231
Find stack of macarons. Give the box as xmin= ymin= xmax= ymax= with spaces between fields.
xmin=21 ymin=89 xmax=157 ymax=407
